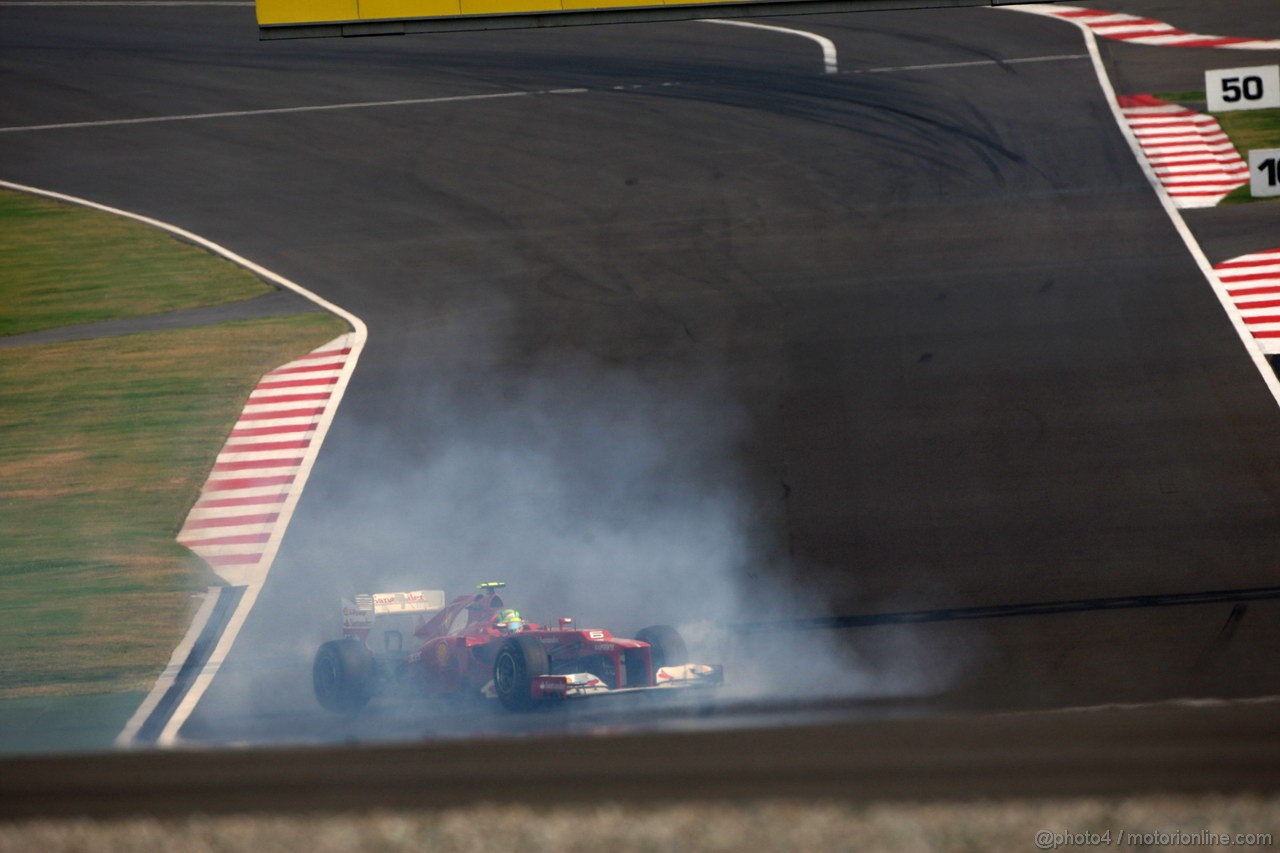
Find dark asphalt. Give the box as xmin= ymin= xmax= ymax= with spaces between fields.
xmin=8 ymin=697 xmax=1280 ymax=819
xmin=1 ymin=1 xmax=1279 ymax=755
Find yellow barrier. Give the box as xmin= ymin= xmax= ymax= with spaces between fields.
xmin=258 ymin=0 xmax=358 ymax=26
xmin=257 ymin=0 xmax=1057 ymax=39
xmin=360 ymin=0 xmax=462 ymax=19
xmin=258 ymin=0 xmax=749 ymax=24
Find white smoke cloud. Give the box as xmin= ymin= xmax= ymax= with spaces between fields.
xmin=311 ymin=350 xmax=756 ymax=633
xmin=213 ymin=300 xmax=970 ymax=735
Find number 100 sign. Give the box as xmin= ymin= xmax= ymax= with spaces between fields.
xmin=1206 ymin=65 xmax=1280 ymax=112
xmin=1251 ymin=149 xmax=1280 ymax=199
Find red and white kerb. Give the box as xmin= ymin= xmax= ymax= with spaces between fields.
xmin=1118 ymin=95 xmax=1249 ymax=208
xmin=1215 ymin=248 xmax=1280 ymax=356
xmin=1021 ymin=5 xmax=1280 ymax=50
xmin=176 ymin=333 xmax=355 ymax=584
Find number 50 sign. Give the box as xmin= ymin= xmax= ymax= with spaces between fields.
xmin=1206 ymin=65 xmax=1280 ymax=112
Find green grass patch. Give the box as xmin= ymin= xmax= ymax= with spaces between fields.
xmin=1155 ymin=90 xmax=1280 ymax=205
xmin=0 ymin=313 xmax=347 ymax=700
xmin=1155 ymin=89 xmax=1206 ymax=104
xmin=1216 ymin=108 xmax=1280 ymax=204
xmin=1216 ymin=108 xmax=1280 ymax=152
xmin=0 ymin=189 xmax=271 ymax=337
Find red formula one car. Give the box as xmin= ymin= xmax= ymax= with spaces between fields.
xmin=312 ymin=582 xmax=723 ymax=713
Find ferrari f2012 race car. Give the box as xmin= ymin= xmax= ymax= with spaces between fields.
xmin=312 ymin=582 xmax=723 ymax=713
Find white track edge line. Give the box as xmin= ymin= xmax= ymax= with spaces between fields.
xmin=700 ymin=18 xmax=838 ymax=75
xmin=998 ymin=6 xmax=1280 ymax=410
xmin=113 ymin=585 xmax=221 ymax=746
xmin=852 ymin=53 xmax=1087 ymax=75
xmin=156 ymin=585 xmax=261 ymax=744
xmin=0 ymin=178 xmax=369 ymax=747
xmin=0 ymin=88 xmax=589 ymax=134
xmin=0 ymin=179 xmax=364 ymax=330
xmin=159 ymin=350 xmax=362 ymax=744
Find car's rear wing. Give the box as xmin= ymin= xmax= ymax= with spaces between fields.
xmin=342 ymin=589 xmax=445 ymax=637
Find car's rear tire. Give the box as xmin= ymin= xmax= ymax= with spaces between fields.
xmin=313 ymin=638 xmax=375 ymax=714
xmin=636 ymin=625 xmax=687 ymax=672
xmin=493 ymin=634 xmax=550 ymax=711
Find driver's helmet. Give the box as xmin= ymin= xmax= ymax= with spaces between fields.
xmin=496 ymin=608 xmax=523 ymax=633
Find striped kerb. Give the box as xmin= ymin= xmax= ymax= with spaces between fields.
xmin=1037 ymin=6 xmax=1280 ymax=50
xmin=1118 ymin=95 xmax=1248 ymax=209
xmin=1215 ymin=248 xmax=1280 ymax=355
xmin=176 ymin=334 xmax=355 ymax=577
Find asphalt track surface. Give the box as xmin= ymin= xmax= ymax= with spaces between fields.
xmin=7 ymin=699 xmax=1280 ymax=818
xmin=3 ymin=0 xmax=1280 ymax=782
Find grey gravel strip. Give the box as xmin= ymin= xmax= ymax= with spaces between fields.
xmin=0 ymin=290 xmax=320 ymax=349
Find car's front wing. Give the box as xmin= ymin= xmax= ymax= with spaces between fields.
xmin=531 ymin=663 xmax=724 ymax=700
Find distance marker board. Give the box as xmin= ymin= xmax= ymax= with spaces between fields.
xmin=258 ymin=0 xmax=1055 ymax=40
xmin=1206 ymin=65 xmax=1280 ymax=113
xmin=1251 ymin=149 xmax=1280 ymax=199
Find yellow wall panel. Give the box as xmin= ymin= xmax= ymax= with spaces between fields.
xmin=260 ymin=0 xmax=1060 ymax=34
xmin=361 ymin=0 xmax=461 ymax=18
xmin=257 ymin=0 xmax=358 ymax=24
xmin=459 ymin=0 xmax=560 ymax=14
xmin=560 ymin=0 xmax=643 ymax=9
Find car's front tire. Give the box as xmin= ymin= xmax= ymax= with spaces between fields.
xmin=493 ymin=634 xmax=550 ymax=711
xmin=636 ymin=624 xmax=688 ymax=672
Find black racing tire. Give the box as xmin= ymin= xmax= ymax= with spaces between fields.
xmin=493 ymin=634 xmax=550 ymax=711
xmin=636 ymin=625 xmax=688 ymax=672
xmin=313 ymin=638 xmax=375 ymax=714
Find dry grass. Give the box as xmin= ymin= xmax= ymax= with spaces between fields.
xmin=0 ymin=314 xmax=347 ymax=699
xmin=1 ymin=795 xmax=1276 ymax=852
xmin=0 ymin=189 xmax=272 ymax=336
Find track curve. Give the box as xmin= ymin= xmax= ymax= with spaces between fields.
xmin=2 ymin=1 xmax=1279 ymax=750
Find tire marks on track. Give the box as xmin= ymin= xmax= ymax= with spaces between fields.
xmin=0 ymin=88 xmax=588 ymax=134
xmin=734 ymin=585 xmax=1280 ymax=635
